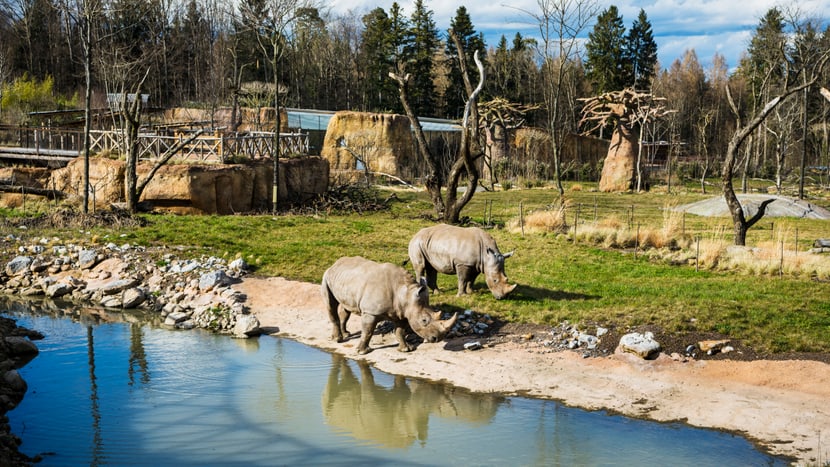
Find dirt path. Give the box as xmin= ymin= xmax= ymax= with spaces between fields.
xmin=234 ymin=276 xmax=830 ymax=465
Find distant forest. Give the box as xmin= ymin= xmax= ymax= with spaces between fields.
xmin=1 ymin=0 xmax=829 ymax=181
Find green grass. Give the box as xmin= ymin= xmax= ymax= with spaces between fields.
xmin=2 ymin=182 xmax=829 ymax=354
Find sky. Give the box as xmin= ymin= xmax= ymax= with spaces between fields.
xmin=325 ymin=0 xmax=830 ymax=72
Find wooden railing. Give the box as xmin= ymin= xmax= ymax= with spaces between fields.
xmin=0 ymin=125 xmax=309 ymax=163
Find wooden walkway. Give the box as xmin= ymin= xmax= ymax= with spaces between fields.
xmin=0 ymin=127 xmax=309 ymax=166
xmin=0 ymin=146 xmax=78 ymax=166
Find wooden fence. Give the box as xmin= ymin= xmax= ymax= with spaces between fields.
xmin=0 ymin=125 xmax=309 ymax=164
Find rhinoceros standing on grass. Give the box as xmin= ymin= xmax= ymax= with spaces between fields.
xmin=408 ymin=224 xmax=517 ymax=299
xmin=321 ymin=256 xmax=458 ymax=354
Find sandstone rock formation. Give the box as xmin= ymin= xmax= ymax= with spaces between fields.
xmin=320 ymin=111 xmax=417 ymax=183
xmin=46 ymin=157 xmax=328 ymax=213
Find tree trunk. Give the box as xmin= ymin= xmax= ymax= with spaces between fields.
xmin=390 ymin=71 xmax=445 ymax=218
xmin=599 ymin=124 xmax=637 ymax=192
xmin=443 ymin=35 xmax=485 ymax=224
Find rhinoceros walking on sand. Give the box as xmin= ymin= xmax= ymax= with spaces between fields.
xmin=321 ymin=256 xmax=458 ymax=354
xmin=408 ymin=224 xmax=517 ymax=299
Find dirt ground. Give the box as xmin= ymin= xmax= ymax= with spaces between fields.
xmin=234 ymin=276 xmax=830 ymax=465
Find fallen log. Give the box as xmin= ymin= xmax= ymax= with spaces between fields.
xmin=0 ymin=184 xmax=65 ymax=199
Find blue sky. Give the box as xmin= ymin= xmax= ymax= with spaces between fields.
xmin=327 ymin=0 xmax=830 ymax=72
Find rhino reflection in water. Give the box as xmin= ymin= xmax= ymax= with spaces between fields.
xmin=322 ymin=354 xmax=503 ymax=448
xmin=321 ymin=256 xmax=457 ymax=354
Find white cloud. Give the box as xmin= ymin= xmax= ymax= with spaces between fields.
xmin=324 ymin=0 xmax=830 ymax=71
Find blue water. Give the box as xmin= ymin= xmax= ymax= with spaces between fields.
xmin=3 ymin=301 xmax=787 ymax=466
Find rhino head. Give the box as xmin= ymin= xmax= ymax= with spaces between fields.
xmin=405 ymin=281 xmax=458 ymax=343
xmin=483 ymin=248 xmax=517 ymax=300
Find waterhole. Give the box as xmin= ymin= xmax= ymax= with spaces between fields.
xmin=3 ymin=301 xmax=787 ymax=466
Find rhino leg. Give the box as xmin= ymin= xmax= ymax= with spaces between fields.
xmin=394 ymin=321 xmax=414 ymax=353
xmin=337 ymin=305 xmax=351 ymax=338
xmin=456 ymin=265 xmax=477 ymax=295
xmin=424 ymin=264 xmax=440 ymax=293
xmin=357 ymin=314 xmax=380 ymax=354
xmin=322 ymin=284 xmax=346 ymax=342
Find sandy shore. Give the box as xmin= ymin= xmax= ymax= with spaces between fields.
xmin=235 ymin=276 xmax=830 ymax=465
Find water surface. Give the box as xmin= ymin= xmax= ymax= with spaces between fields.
xmin=4 ymin=302 xmax=787 ymax=466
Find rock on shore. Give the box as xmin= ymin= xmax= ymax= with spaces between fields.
xmin=0 ymin=235 xmax=260 ymax=337
xmin=0 ymin=234 xmax=264 ymax=465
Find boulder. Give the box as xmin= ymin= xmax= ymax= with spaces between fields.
xmin=199 ymin=270 xmax=230 ymax=291
xmin=4 ymin=256 xmax=32 ymax=276
xmin=320 ymin=111 xmax=417 ymax=183
xmin=233 ymin=314 xmax=261 ymax=338
xmin=45 ymin=282 xmax=74 ymax=298
xmin=78 ymin=249 xmax=99 ymax=269
xmin=120 ymin=287 xmax=147 ymax=308
xmin=3 ymin=337 xmax=39 ymax=360
xmin=617 ymin=332 xmax=661 ymax=359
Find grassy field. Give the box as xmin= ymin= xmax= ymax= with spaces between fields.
xmin=2 ymin=181 xmax=829 ymax=354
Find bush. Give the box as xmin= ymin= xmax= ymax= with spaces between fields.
xmin=1 ymin=74 xmax=59 ymax=121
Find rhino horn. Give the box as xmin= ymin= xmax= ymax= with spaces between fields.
xmin=503 ymin=250 xmax=515 ymax=258
xmin=441 ymin=312 xmax=458 ymax=330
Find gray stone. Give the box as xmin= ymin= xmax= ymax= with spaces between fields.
xmin=100 ymin=278 xmax=140 ymax=295
xmin=100 ymin=296 xmax=122 ymax=308
xmin=121 ymin=288 xmax=146 ymax=309
xmin=229 ymin=258 xmax=249 ymax=272
xmin=233 ymin=314 xmax=261 ymax=338
xmin=46 ymin=282 xmax=74 ymax=298
xmin=165 ymin=311 xmax=189 ymax=325
xmin=199 ymin=270 xmax=230 ymax=291
xmin=78 ymin=249 xmax=99 ymax=269
xmin=19 ymin=287 xmax=43 ymax=296
xmin=3 ymin=369 xmax=27 ymax=393
xmin=577 ymin=333 xmax=598 ymax=349
xmin=5 ymin=256 xmax=32 ymax=276
xmin=4 ymin=336 xmax=39 ymax=358
xmin=617 ymin=332 xmax=661 ymax=359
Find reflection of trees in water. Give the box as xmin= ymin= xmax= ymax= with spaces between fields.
xmin=86 ymin=325 xmax=103 ymax=466
xmin=128 ymin=322 xmax=150 ymax=386
xmin=1 ymin=296 xmax=157 ymax=463
xmin=321 ymin=354 xmax=504 ymax=448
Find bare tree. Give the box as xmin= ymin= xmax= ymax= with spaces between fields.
xmin=390 ymin=31 xmax=485 ymax=223
xmin=119 ymin=77 xmax=205 ymax=211
xmin=478 ymin=97 xmax=538 ymax=190
xmin=518 ymin=0 xmax=599 ymax=195
xmin=238 ymin=0 xmax=310 ymax=213
xmin=723 ymin=51 xmax=829 ymax=245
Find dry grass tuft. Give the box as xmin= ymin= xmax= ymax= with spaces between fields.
xmin=508 ymin=198 xmax=569 ymax=234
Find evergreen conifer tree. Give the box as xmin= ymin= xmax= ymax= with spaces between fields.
xmin=625 ymin=9 xmax=658 ymax=90
xmin=585 ymin=5 xmax=629 ymax=93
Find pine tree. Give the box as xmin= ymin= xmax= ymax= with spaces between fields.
xmin=405 ymin=0 xmax=439 ymax=116
xmin=625 ymin=9 xmax=658 ymax=90
xmin=744 ymin=7 xmax=787 ymax=86
xmin=445 ymin=6 xmax=486 ymax=118
xmin=584 ymin=5 xmax=629 ymax=93
xmin=487 ymin=35 xmax=511 ymax=100
xmin=359 ymin=7 xmax=400 ymax=112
